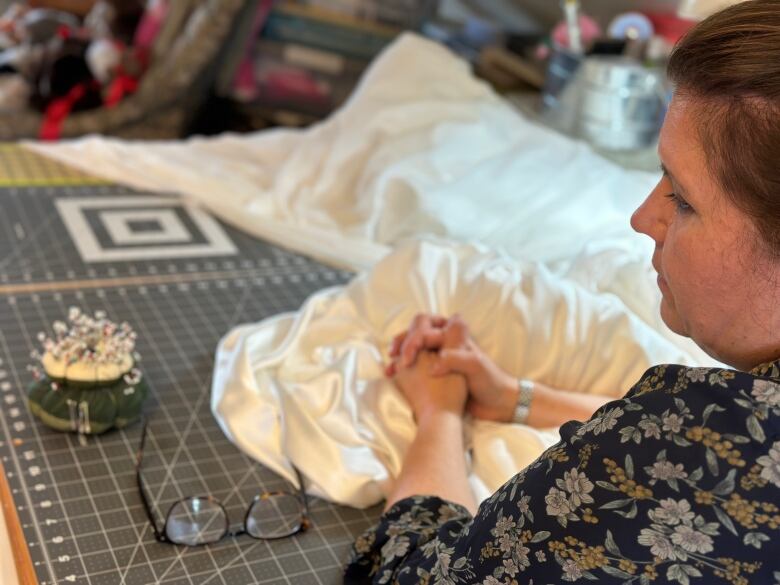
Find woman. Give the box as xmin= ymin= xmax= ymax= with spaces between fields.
xmin=344 ymin=1 xmax=780 ymax=583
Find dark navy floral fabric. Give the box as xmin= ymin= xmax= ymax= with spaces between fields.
xmin=345 ymin=360 xmax=780 ymax=584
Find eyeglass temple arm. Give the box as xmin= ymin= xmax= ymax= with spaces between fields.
xmin=291 ymin=465 xmax=311 ymax=523
xmin=135 ymin=421 xmax=168 ymax=543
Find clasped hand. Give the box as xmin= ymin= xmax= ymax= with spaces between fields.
xmin=387 ymin=314 xmax=518 ymax=423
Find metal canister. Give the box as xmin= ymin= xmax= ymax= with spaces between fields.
xmin=579 ymin=56 xmax=666 ymax=151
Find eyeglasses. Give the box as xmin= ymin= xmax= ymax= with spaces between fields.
xmin=135 ymin=421 xmax=310 ymax=546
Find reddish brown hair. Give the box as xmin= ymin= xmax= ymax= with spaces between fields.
xmin=667 ymin=0 xmax=780 ymax=256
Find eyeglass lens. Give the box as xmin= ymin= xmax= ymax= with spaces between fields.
xmin=246 ymin=494 xmax=304 ymax=539
xmin=166 ymin=497 xmax=229 ymax=546
xmin=164 ymin=493 xmax=304 ymax=545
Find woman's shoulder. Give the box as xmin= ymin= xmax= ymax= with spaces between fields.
xmin=556 ymin=362 xmax=779 ymax=450
xmin=544 ymin=361 xmax=780 ymax=503
xmin=627 ymin=361 xmax=780 ymax=401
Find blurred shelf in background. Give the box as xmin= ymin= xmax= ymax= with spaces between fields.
xmin=212 ymin=0 xmax=438 ymax=130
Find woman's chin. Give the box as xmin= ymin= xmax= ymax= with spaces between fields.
xmin=659 ymin=299 xmax=687 ymax=338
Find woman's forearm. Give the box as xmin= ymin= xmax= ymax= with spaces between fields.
xmin=491 ymin=377 xmax=612 ymax=428
xmin=526 ymin=383 xmax=612 ymax=428
xmin=384 ymin=411 xmax=477 ymax=515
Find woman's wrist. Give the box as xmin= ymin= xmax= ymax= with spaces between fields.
xmin=495 ymin=373 xmax=523 ymax=422
xmin=387 ymin=403 xmax=475 ymax=515
xmin=415 ymin=408 xmax=464 ymax=429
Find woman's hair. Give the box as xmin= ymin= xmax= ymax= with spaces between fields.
xmin=667 ymin=0 xmax=780 ymax=256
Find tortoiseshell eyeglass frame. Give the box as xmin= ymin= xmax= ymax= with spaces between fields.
xmin=135 ymin=420 xmax=310 ymax=545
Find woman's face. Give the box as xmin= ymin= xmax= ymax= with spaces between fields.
xmin=631 ymin=96 xmax=780 ymax=370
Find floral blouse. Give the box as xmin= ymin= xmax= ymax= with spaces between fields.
xmin=345 ymin=360 xmax=780 ymax=584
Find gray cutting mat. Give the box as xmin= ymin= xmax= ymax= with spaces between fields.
xmin=0 ymin=147 xmax=382 ymax=585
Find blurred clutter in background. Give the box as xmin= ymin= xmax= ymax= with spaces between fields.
xmin=425 ymin=0 xmax=743 ymax=154
xmin=435 ymin=2 xmax=693 ymax=154
xmin=215 ymin=0 xmax=439 ymax=129
xmin=0 ymin=0 xmax=155 ymax=138
xmin=0 ymin=0 xmax=746 ymax=143
xmin=0 ymin=0 xmax=248 ymax=140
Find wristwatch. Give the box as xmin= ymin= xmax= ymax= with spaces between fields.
xmin=512 ymin=379 xmax=535 ymax=425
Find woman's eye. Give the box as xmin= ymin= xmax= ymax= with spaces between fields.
xmin=665 ymin=192 xmax=692 ymax=213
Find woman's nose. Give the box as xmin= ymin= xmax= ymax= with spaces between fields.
xmin=631 ymin=181 xmax=669 ymax=245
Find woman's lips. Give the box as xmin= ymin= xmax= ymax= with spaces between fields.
xmin=652 ymin=259 xmax=667 ymax=291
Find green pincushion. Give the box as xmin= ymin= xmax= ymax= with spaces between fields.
xmin=27 ymin=308 xmax=149 ymax=435
xmin=27 ymin=375 xmax=149 ymax=435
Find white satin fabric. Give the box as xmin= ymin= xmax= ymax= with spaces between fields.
xmin=212 ymin=239 xmax=715 ymax=508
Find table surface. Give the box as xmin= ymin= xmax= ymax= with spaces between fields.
xmin=0 ymin=145 xmax=382 ymax=585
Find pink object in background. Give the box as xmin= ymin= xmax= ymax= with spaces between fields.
xmin=133 ymin=0 xmax=168 ymax=52
xmin=262 ymin=68 xmax=329 ymax=104
xmin=552 ymin=14 xmax=601 ymax=51
xmin=233 ymin=58 xmax=258 ymax=101
xmin=232 ymin=0 xmax=275 ymax=101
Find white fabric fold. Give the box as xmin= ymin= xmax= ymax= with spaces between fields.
xmin=211 ymin=239 xmax=715 ymax=508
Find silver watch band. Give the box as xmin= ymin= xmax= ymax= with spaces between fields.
xmin=512 ymin=379 xmax=535 ymax=425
